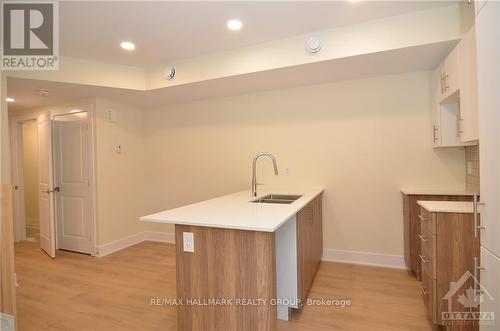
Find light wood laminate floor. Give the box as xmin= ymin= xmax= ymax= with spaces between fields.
xmin=14 ymin=241 xmax=434 ymax=330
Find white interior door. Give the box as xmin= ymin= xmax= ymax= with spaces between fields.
xmin=37 ymin=112 xmax=56 ymax=258
xmin=53 ymin=114 xmax=91 ymax=254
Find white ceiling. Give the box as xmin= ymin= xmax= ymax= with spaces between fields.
xmin=7 ymin=40 xmax=457 ymax=112
xmin=60 ymin=1 xmax=452 ymax=66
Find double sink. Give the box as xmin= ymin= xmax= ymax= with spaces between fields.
xmin=251 ymin=194 xmax=303 ymax=205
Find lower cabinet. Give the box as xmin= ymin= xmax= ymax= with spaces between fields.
xmin=419 ymin=207 xmax=480 ymax=330
xmin=297 ymin=194 xmax=323 ymax=304
xmin=402 ymin=193 xmax=473 ymax=280
xmin=479 ymin=246 xmax=500 ymax=331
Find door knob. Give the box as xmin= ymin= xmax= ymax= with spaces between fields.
xmin=42 ymin=187 xmax=60 ymax=194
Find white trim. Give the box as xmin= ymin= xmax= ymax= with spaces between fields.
xmin=25 ymin=220 xmax=40 ymax=228
xmin=321 ymin=249 xmax=407 ymax=269
xmin=96 ymin=232 xmax=405 ymax=271
xmin=95 ymin=232 xmax=145 ymax=257
xmin=143 ymin=231 xmax=175 ymax=243
xmin=95 ymin=231 xmax=175 ymax=257
xmin=8 ymin=99 xmax=98 ymax=254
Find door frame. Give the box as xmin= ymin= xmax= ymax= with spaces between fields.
xmin=9 ymin=99 xmax=98 ymax=256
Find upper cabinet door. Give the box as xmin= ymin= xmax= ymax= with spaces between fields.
xmin=431 ymin=64 xmax=444 ymax=146
xmin=476 ymin=1 xmax=500 ymax=256
xmin=443 ymin=45 xmax=460 ymax=99
xmin=459 ymin=27 xmax=480 ymax=142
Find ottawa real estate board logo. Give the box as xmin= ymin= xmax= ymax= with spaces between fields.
xmin=1 ymin=1 xmax=59 ymax=70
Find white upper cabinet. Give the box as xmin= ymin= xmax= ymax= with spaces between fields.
xmin=459 ymin=27 xmax=480 ymax=143
xmin=431 ymin=26 xmax=480 ymax=147
xmin=444 ymin=46 xmax=460 ymax=99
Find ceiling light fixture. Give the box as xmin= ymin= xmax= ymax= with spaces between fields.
xmin=120 ymin=41 xmax=135 ymax=51
xmin=6 ymin=97 xmax=15 ymax=103
xmin=226 ymin=19 xmax=242 ymax=31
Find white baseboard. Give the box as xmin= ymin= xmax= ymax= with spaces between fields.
xmin=321 ymin=249 xmax=407 ymax=269
xmin=144 ymin=231 xmax=175 ymax=243
xmin=96 ymin=232 xmax=145 ymax=257
xmin=96 ymin=231 xmax=175 ymax=257
xmin=25 ymin=219 xmax=39 ymax=228
xmin=96 ymin=232 xmax=404 ymax=270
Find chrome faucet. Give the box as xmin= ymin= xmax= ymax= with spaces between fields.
xmin=252 ymin=152 xmax=279 ymax=197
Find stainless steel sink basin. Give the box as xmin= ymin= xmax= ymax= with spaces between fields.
xmin=250 ymin=194 xmax=303 ymax=204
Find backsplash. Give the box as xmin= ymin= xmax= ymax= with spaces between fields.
xmin=465 ymin=145 xmax=480 ymax=194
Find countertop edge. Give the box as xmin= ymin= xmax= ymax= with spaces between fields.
xmin=400 ymin=189 xmax=476 ymax=196
xmin=416 ymin=200 xmax=474 ymax=214
xmin=140 ymin=188 xmax=324 ymax=232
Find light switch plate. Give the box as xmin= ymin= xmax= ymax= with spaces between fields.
xmin=183 ymin=232 xmax=194 ymax=252
xmin=107 ymin=109 xmax=118 ymax=122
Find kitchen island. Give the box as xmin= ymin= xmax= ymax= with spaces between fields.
xmin=141 ymin=189 xmax=323 ymax=331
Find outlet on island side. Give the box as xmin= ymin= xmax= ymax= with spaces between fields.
xmin=183 ymin=232 xmax=194 ymax=252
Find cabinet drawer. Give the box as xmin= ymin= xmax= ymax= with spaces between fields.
xmin=419 ymin=233 xmax=435 ymax=279
xmin=420 ymin=268 xmax=435 ymax=323
xmin=419 ymin=208 xmax=436 ymax=236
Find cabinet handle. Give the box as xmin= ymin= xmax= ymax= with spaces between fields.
xmin=440 ymin=73 xmax=444 ymax=93
xmin=473 ymin=257 xmax=485 ymax=297
xmin=419 ymin=254 xmax=429 ymax=264
xmin=418 ymin=215 xmax=427 ymax=222
xmin=473 ymin=194 xmax=486 ymax=237
xmin=433 ymin=125 xmax=438 ymax=143
xmin=420 ymin=284 xmax=430 ymax=295
xmin=419 ymin=234 xmax=428 ymax=242
xmin=443 ymin=72 xmax=449 ymax=91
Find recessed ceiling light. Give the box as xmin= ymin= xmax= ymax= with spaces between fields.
xmin=227 ymin=19 xmax=242 ymax=31
xmin=120 ymin=41 xmax=135 ymax=51
xmin=6 ymin=97 xmax=15 ymax=103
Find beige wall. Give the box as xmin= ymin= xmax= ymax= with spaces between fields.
xmin=5 ymin=71 xmax=468 ymax=256
xmin=21 ymin=121 xmax=39 ymax=226
xmin=94 ymin=98 xmax=146 ymax=245
xmin=142 ymin=71 xmax=466 ymax=256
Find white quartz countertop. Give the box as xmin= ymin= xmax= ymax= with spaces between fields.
xmin=401 ymin=189 xmax=475 ymax=196
xmin=417 ymin=201 xmax=474 ymax=213
xmin=140 ymin=188 xmax=324 ymax=232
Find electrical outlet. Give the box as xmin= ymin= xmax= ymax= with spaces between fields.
xmin=116 ymin=145 xmax=123 ymax=154
xmin=183 ymin=232 xmax=194 ymax=252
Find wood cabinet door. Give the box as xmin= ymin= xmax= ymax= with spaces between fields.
xmin=297 ymin=201 xmax=314 ymax=303
xmin=403 ymin=194 xmax=411 ymax=268
xmin=312 ymin=196 xmax=323 ymax=275
xmin=297 ymin=195 xmax=323 ymax=303
xmin=435 ymin=212 xmax=480 ymax=326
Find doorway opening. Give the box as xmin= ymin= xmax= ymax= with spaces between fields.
xmin=21 ymin=120 xmax=40 ymax=242
xmin=10 ymin=104 xmax=96 ymax=258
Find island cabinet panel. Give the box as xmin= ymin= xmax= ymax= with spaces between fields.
xmin=419 ymin=208 xmax=480 ymax=331
xmin=297 ymin=194 xmax=323 ymax=304
xmin=175 ymin=225 xmax=277 ymax=331
xmin=402 ymin=193 xmax=473 ymax=280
